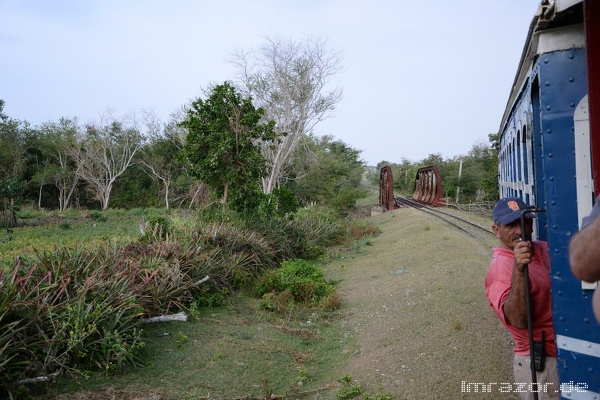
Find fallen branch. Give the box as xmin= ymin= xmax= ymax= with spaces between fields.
xmin=193 ymin=275 xmax=210 ymax=286
xmin=144 ymin=311 xmax=187 ymax=323
xmin=14 ymin=371 xmax=61 ymax=385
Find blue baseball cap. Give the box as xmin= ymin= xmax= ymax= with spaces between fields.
xmin=493 ymin=197 xmax=535 ymax=225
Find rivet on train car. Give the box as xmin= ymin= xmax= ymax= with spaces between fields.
xmin=556 ymin=271 xmax=561 ymax=276
xmin=546 ymin=129 xmax=552 ymax=134
xmin=552 ymin=224 xmax=557 ymax=230
xmin=554 ymin=248 xmax=560 ymax=254
xmin=557 ymin=289 xmax=562 ymax=294
xmin=585 ymin=317 xmax=590 ymax=323
xmin=569 ymin=53 xmax=574 ymax=59
xmin=589 ymin=367 xmax=595 ymax=374
xmin=570 ymin=102 xmax=575 ymax=107
xmin=548 ymin=153 xmax=553 ymax=158
xmin=587 ymin=343 xmax=592 ymax=348
xmin=546 ymin=105 xmax=551 ymax=110
xmin=545 ymin=81 xmax=550 ymax=86
xmin=561 ymin=340 xmax=567 ymax=346
xmin=551 ymin=200 xmax=556 ymax=205
xmin=569 ymin=77 xmax=574 ymax=82
xmin=549 ymin=176 xmax=555 ymax=181
xmin=544 ymin=58 xmax=549 ymax=63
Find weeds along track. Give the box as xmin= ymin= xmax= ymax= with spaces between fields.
xmin=394 ymin=196 xmax=497 ymax=249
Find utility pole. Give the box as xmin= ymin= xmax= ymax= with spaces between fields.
xmin=456 ymin=158 xmax=463 ymax=203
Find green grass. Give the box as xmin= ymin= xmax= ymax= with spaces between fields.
xmin=42 ymin=295 xmax=349 ymax=399
xmin=0 ymin=208 xmax=186 ymax=265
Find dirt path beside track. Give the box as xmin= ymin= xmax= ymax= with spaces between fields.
xmin=326 ymin=207 xmax=517 ymax=399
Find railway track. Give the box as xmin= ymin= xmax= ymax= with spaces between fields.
xmin=394 ymin=196 xmax=497 ymax=249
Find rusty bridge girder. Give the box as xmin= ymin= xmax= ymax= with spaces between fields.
xmin=412 ymin=166 xmax=443 ymax=207
xmin=379 ymin=165 xmax=395 ymax=211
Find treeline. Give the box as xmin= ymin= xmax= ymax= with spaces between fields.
xmin=372 ymin=135 xmax=499 ymax=203
xmin=0 ymin=36 xmax=369 ymax=227
xmin=0 ymin=97 xmax=365 ymax=226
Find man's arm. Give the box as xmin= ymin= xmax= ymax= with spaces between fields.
xmin=570 ymin=215 xmax=600 ymax=282
xmin=503 ymin=241 xmax=532 ymax=329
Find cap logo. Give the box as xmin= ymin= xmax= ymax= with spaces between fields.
xmin=507 ymin=201 xmax=520 ymax=211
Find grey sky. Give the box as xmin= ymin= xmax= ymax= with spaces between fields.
xmin=1 ymin=0 xmax=540 ymax=165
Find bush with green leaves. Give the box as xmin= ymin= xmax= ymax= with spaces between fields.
xmin=89 ymin=210 xmax=107 ymax=222
xmin=254 ymin=259 xmax=337 ymax=305
xmin=257 ymin=186 xmax=299 ymax=219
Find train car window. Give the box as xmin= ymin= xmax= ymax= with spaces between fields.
xmin=523 ymin=124 xmax=529 ymax=186
xmin=517 ymin=130 xmax=522 ymax=183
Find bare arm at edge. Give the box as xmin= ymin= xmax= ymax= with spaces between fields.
xmin=570 ymin=215 xmax=600 ymax=282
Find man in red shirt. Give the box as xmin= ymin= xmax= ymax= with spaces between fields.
xmin=485 ymin=197 xmax=559 ymax=399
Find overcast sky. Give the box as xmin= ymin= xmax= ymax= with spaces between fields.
xmin=1 ymin=0 xmax=540 ymax=166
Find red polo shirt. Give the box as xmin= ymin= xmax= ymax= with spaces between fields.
xmin=485 ymin=241 xmax=557 ymax=357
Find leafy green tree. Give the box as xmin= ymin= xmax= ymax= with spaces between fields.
xmin=287 ymin=134 xmax=366 ymax=214
xmin=392 ymin=158 xmax=419 ymax=195
xmin=110 ymin=162 xmax=159 ymax=208
xmin=0 ymin=99 xmax=6 ymax=122
xmin=0 ymin=176 xmax=26 ymax=227
xmin=0 ymin=100 xmax=36 ymax=182
xmin=464 ymin=139 xmax=499 ymax=201
xmin=181 ymin=82 xmax=280 ymax=213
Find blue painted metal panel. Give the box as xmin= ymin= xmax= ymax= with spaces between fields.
xmin=531 ymin=77 xmax=549 ymax=241
xmin=499 ymin=45 xmax=600 ymax=396
xmin=536 ymin=48 xmax=600 ymax=394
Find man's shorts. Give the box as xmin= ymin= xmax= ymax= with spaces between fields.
xmin=513 ymin=355 xmax=560 ymax=399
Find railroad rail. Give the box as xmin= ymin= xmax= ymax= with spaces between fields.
xmin=395 ymin=196 xmax=496 ymax=249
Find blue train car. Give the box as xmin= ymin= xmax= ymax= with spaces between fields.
xmin=497 ymin=0 xmax=600 ymax=397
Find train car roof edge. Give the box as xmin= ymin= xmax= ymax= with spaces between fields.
xmin=497 ymin=0 xmax=584 ymax=138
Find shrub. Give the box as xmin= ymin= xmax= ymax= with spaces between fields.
xmin=248 ymin=205 xmax=347 ymax=262
xmin=291 ymin=206 xmax=346 ymax=250
xmin=89 ymin=210 xmax=108 ymax=222
xmin=140 ymin=215 xmax=172 ymax=239
xmin=253 ymin=259 xmax=336 ymax=305
xmin=320 ymin=292 xmax=342 ymax=311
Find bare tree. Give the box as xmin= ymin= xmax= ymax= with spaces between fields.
xmin=139 ymin=108 xmax=190 ymax=209
xmin=73 ymin=110 xmax=146 ymax=211
xmin=37 ymin=117 xmax=81 ymax=210
xmin=229 ymin=36 xmax=343 ymax=194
